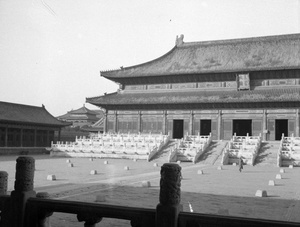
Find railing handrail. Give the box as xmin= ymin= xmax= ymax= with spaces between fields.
xmin=25 ymin=197 xmax=156 ymax=222
xmin=178 ymin=212 xmax=300 ymax=227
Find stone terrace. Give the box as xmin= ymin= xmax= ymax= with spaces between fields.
xmin=1 ymin=155 xmax=300 ymax=226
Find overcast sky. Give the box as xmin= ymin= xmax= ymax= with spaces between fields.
xmin=0 ymin=0 xmax=299 ymax=116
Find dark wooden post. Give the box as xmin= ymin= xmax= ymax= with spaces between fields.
xmin=0 ymin=171 xmax=8 ymax=195
xmin=5 ymin=156 xmax=36 ymax=227
xmin=34 ymin=192 xmax=53 ymax=227
xmin=156 ymin=163 xmax=182 ymax=227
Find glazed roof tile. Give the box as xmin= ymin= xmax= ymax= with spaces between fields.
xmin=101 ymin=34 xmax=300 ymax=79
xmin=87 ymin=87 xmax=300 ymax=106
xmin=0 ymin=101 xmax=69 ymax=127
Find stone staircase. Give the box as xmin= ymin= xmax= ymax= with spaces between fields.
xmin=254 ymin=141 xmax=280 ymax=166
xmin=151 ymin=139 xmax=228 ymax=164
xmin=149 ymin=139 xmax=177 ymax=162
xmin=197 ymin=140 xmax=228 ymax=165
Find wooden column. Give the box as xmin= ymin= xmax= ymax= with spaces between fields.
xmin=263 ymin=110 xmax=267 ymax=141
xmin=104 ymin=110 xmax=108 ymax=133
xmin=5 ymin=126 xmax=8 ymax=147
xmin=163 ymin=111 xmax=167 ymax=135
xmin=217 ymin=110 xmax=222 ymax=140
xmin=34 ymin=129 xmax=37 ymax=147
xmin=46 ymin=130 xmax=50 ymax=147
xmin=138 ymin=111 xmax=142 ymax=133
xmin=114 ymin=111 xmax=118 ymax=133
xmin=20 ymin=128 xmax=23 ymax=147
xmin=58 ymin=129 xmax=61 ymax=142
xmin=189 ymin=111 xmax=193 ymax=135
xmin=296 ymin=109 xmax=299 ymax=137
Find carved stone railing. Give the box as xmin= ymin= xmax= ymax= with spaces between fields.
xmin=0 ymin=156 xmax=299 ymax=227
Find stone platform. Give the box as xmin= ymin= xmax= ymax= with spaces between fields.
xmin=1 ymin=155 xmax=300 ymax=226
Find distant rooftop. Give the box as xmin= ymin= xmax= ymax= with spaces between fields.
xmin=0 ymin=101 xmax=69 ymax=127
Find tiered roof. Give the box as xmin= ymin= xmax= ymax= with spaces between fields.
xmin=87 ymin=87 xmax=300 ymax=110
xmin=0 ymin=101 xmax=68 ymax=127
xmin=88 ymin=33 xmax=300 ymax=110
xmin=101 ymin=33 xmax=300 ymax=81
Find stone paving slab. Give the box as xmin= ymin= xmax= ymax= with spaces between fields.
xmin=1 ymin=154 xmax=300 ymax=226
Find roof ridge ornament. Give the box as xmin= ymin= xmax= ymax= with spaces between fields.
xmin=175 ymin=34 xmax=184 ymax=46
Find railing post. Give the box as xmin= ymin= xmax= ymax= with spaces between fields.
xmin=156 ymin=163 xmax=182 ymax=227
xmin=3 ymin=156 xmax=36 ymax=227
xmin=0 ymin=171 xmax=8 ymax=195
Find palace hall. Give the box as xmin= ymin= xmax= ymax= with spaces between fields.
xmin=86 ymin=33 xmax=300 ymax=141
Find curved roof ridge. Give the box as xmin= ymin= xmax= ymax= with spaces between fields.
xmin=181 ymin=33 xmax=300 ymax=48
xmin=101 ymin=46 xmax=177 ymax=75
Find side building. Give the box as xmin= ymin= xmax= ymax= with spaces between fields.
xmin=0 ymin=101 xmax=70 ymax=155
xmin=86 ymin=34 xmax=300 ymax=141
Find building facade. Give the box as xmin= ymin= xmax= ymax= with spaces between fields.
xmin=87 ymin=34 xmax=300 ymax=141
xmin=0 ymin=101 xmax=69 ymax=154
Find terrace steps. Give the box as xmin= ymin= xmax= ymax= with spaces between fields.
xmin=197 ymin=140 xmax=228 ymax=165
xmin=255 ymin=141 xmax=280 ymax=166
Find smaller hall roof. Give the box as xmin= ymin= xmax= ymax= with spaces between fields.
xmin=66 ymin=105 xmax=99 ymax=115
xmin=0 ymin=101 xmax=69 ymax=127
xmin=100 ymin=33 xmax=300 ymax=80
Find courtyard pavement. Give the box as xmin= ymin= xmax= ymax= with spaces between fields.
xmin=1 ymin=154 xmax=300 ymax=226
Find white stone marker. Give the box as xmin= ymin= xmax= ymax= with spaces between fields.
xmin=124 ymin=166 xmax=129 ymax=170
xmin=47 ymin=175 xmax=56 ymax=181
xmin=104 ymin=161 xmax=108 ymax=165
xmin=89 ymin=158 xmax=93 ymax=161
xmin=217 ymin=166 xmax=222 ymax=170
xmin=142 ymin=181 xmax=151 ymax=187
xmin=177 ymin=161 xmax=181 ymax=164
xmin=255 ymin=190 xmax=267 ymax=197
xmin=66 ymin=159 xmax=71 ymax=163
xmin=95 ymin=195 xmax=106 ymax=202
xmin=68 ymin=163 xmax=74 ymax=167
xmin=268 ymin=180 xmax=275 ymax=186
xmin=153 ymin=163 xmax=158 ymax=167
xmin=232 ymin=163 xmax=237 ymax=166
xmin=90 ymin=170 xmax=97 ymax=175
xmin=133 ymin=159 xmax=137 ymax=162
xmin=280 ymin=169 xmax=285 ymax=173
xmin=289 ymin=165 xmax=294 ymax=169
xmin=197 ymin=170 xmax=203 ymax=175
xmin=276 ymin=174 xmax=282 ymax=179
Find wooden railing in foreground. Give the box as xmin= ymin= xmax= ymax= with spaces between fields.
xmin=0 ymin=157 xmax=299 ymax=227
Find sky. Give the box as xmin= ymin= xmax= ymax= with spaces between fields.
xmin=0 ymin=0 xmax=299 ymax=117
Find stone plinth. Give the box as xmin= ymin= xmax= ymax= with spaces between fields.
xmin=142 ymin=181 xmax=151 ymax=187
xmin=276 ymin=174 xmax=282 ymax=179
xmin=90 ymin=170 xmax=97 ymax=175
xmin=280 ymin=169 xmax=285 ymax=173
xmin=47 ymin=175 xmax=56 ymax=181
xmin=104 ymin=161 xmax=108 ymax=164
xmin=124 ymin=166 xmax=129 ymax=170
xmin=268 ymin=180 xmax=275 ymax=186
xmin=217 ymin=166 xmax=222 ymax=170
xmin=197 ymin=170 xmax=203 ymax=175
xmin=255 ymin=190 xmax=267 ymax=197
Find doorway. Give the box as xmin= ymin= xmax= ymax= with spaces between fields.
xmin=173 ymin=120 xmax=184 ymax=139
xmin=232 ymin=120 xmax=252 ymax=136
xmin=275 ymin=119 xmax=288 ymax=140
xmin=200 ymin=120 xmax=211 ymax=135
